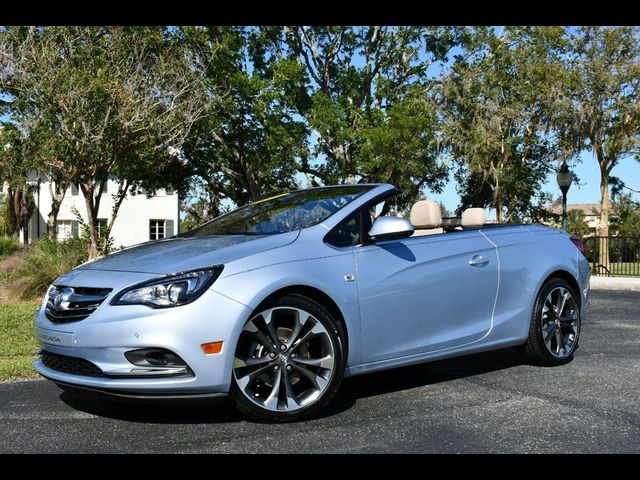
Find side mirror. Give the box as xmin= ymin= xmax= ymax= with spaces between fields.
xmin=368 ymin=216 xmax=414 ymax=241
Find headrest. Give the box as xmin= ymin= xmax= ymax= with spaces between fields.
xmin=461 ymin=208 xmax=486 ymax=228
xmin=410 ymin=200 xmax=442 ymax=229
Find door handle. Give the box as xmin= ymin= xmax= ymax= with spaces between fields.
xmin=469 ymin=255 xmax=489 ymax=267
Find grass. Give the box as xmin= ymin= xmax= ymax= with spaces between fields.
xmin=0 ymin=301 xmax=41 ymax=381
xmin=591 ymin=262 xmax=640 ymax=277
xmin=0 ymin=236 xmax=21 ymax=257
xmin=3 ymin=238 xmax=87 ymax=300
xmin=609 ymin=262 xmax=640 ymax=276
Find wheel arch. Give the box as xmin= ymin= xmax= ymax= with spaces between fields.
xmin=252 ymin=285 xmax=349 ymax=356
xmin=541 ymin=269 xmax=582 ymax=309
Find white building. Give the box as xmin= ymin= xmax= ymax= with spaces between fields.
xmin=17 ymin=173 xmax=179 ymax=248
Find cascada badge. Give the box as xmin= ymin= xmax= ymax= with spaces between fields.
xmin=54 ymin=287 xmax=74 ymax=309
xmin=39 ymin=332 xmax=61 ymax=343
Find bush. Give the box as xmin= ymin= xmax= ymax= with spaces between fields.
xmin=6 ymin=238 xmax=88 ymax=300
xmin=0 ymin=196 xmax=13 ymax=237
xmin=0 ymin=236 xmax=21 ymax=257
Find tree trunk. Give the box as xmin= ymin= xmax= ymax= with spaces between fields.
xmin=493 ymin=167 xmax=503 ymax=223
xmin=80 ymin=182 xmax=104 ymax=260
xmin=47 ymin=207 xmax=60 ymax=241
xmin=100 ymin=180 xmax=130 ymax=255
xmin=245 ymin=172 xmax=261 ymax=201
xmin=598 ymin=167 xmax=610 ymax=272
xmin=46 ymin=179 xmax=68 ymax=241
xmin=12 ymin=187 xmax=23 ymax=236
xmin=5 ymin=186 xmax=18 ymax=236
xmin=239 ymin=156 xmax=261 ymax=201
xmin=495 ymin=196 xmax=503 ymax=223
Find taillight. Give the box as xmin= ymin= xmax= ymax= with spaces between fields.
xmin=570 ymin=236 xmax=586 ymax=257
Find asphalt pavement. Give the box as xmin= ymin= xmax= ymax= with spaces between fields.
xmin=1 ymin=290 xmax=639 ymax=453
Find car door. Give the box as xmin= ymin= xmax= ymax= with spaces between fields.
xmin=355 ymin=228 xmax=499 ymax=363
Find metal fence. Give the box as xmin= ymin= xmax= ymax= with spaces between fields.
xmin=582 ymin=236 xmax=640 ymax=277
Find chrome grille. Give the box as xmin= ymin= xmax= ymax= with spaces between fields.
xmin=45 ymin=285 xmax=112 ymax=324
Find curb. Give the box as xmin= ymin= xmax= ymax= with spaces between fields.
xmin=590 ymin=276 xmax=640 ymax=292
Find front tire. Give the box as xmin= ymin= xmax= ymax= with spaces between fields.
xmin=522 ymin=278 xmax=581 ymax=366
xmin=230 ymin=294 xmax=346 ymax=422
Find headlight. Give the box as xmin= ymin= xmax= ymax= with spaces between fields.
xmin=111 ymin=266 xmax=223 ymax=308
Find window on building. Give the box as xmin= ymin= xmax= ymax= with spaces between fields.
xmin=149 ymin=219 xmax=174 ymax=240
xmin=101 ymin=180 xmax=108 ymax=195
xmin=71 ymin=184 xmax=79 ymax=196
xmin=149 ymin=220 xmax=165 ymax=240
xmin=165 ymin=187 xmax=174 ymax=195
xmin=97 ymin=218 xmax=108 ymax=238
xmin=57 ymin=220 xmax=79 ymax=241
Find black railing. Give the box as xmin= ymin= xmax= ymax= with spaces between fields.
xmin=582 ymin=236 xmax=640 ymax=277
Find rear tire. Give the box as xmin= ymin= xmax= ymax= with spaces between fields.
xmin=230 ymin=294 xmax=346 ymax=423
xmin=521 ymin=278 xmax=581 ymax=366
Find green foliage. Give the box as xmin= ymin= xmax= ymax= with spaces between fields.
xmin=0 ymin=123 xmax=35 ymax=236
xmin=0 ymin=196 xmax=12 ymax=236
xmin=8 ymin=238 xmax=88 ymax=299
xmin=0 ymin=236 xmax=21 ymax=257
xmin=552 ymin=26 xmax=640 ymax=238
xmin=70 ymin=206 xmax=114 ymax=254
xmin=2 ymin=25 xmax=639 ymax=234
xmin=1 ymin=26 xmax=211 ymax=258
xmin=181 ymin=26 xmax=307 ymax=214
xmin=179 ymin=182 xmax=231 ymax=233
xmin=567 ymin=209 xmax=591 ymax=239
xmin=0 ymin=301 xmax=40 ymax=380
xmin=274 ymin=26 xmax=457 ymax=210
xmin=356 ymin=88 xmax=448 ymax=209
xmin=443 ymin=27 xmax=563 ymax=221
xmin=611 ymin=194 xmax=640 ymax=237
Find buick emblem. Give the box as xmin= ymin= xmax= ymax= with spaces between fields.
xmin=54 ymin=287 xmax=74 ymax=309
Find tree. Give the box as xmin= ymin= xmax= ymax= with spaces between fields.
xmin=442 ymin=27 xmax=564 ymax=222
xmin=610 ymin=193 xmax=640 ymax=237
xmin=1 ymin=27 xmax=77 ymax=240
xmin=567 ymin=209 xmax=590 ymax=239
xmin=273 ymin=26 xmax=456 ymax=210
xmin=179 ymin=26 xmax=307 ymax=218
xmin=553 ymin=26 xmax=640 ymax=269
xmin=0 ymin=122 xmax=34 ymax=238
xmin=1 ymin=26 xmax=210 ymax=258
xmin=437 ymin=201 xmax=451 ymax=218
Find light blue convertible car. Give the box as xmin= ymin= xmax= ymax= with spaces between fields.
xmin=34 ymin=183 xmax=590 ymax=421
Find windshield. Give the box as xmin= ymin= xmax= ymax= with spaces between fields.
xmin=182 ymin=186 xmax=374 ymax=237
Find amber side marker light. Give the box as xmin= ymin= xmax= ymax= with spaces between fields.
xmin=201 ymin=341 xmax=224 ymax=355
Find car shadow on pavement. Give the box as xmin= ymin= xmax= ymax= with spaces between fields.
xmin=320 ymin=347 xmax=524 ymax=419
xmin=59 ymin=393 xmax=243 ymax=424
xmin=59 ymin=347 xmax=524 ymax=424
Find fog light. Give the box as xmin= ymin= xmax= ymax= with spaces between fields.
xmin=125 ymin=348 xmax=187 ymax=367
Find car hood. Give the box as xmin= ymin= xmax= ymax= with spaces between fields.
xmin=77 ymin=232 xmax=300 ymax=275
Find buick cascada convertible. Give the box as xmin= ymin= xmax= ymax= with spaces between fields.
xmin=34 ymin=184 xmax=590 ymax=422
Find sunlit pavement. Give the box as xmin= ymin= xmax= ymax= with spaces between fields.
xmin=1 ymin=290 xmax=638 ymax=453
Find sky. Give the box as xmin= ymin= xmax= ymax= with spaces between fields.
xmin=428 ymin=151 xmax=640 ymax=218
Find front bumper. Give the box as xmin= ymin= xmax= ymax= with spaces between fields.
xmin=33 ymin=288 xmax=251 ymax=395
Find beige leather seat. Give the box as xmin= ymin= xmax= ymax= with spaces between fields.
xmin=461 ymin=208 xmax=486 ymax=228
xmin=410 ymin=200 xmax=443 ymax=236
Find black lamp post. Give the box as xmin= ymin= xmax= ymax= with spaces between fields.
xmin=21 ymin=201 xmax=29 ymax=245
xmin=556 ymin=160 xmax=573 ymax=231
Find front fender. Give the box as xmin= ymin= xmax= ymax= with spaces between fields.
xmin=211 ymin=253 xmax=362 ymax=367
